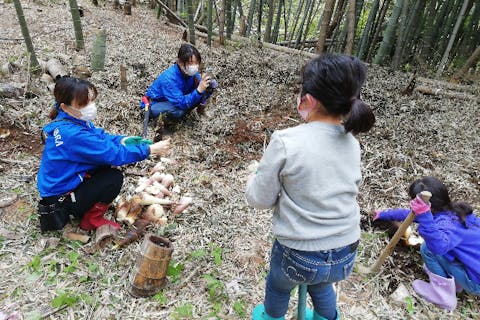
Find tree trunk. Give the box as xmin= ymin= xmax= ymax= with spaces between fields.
xmin=246 ymin=0 xmax=257 ymax=36
xmin=219 ymin=0 xmax=226 ymax=44
xmin=91 ymin=29 xmax=106 ymax=71
xmin=419 ymin=0 xmax=438 ymax=60
xmin=272 ymin=0 xmax=283 ymax=43
xmin=373 ymin=0 xmax=404 ymax=65
xmin=257 ymin=0 xmax=264 ymax=40
xmin=397 ymin=0 xmax=425 ymax=65
xmin=436 ymin=0 xmax=470 ymax=77
xmin=344 ymin=0 xmax=355 ymax=54
xmin=294 ymin=0 xmax=312 ymax=48
xmin=357 ymin=0 xmax=379 ymax=59
xmin=225 ymin=0 xmax=232 ymax=39
xmin=284 ymin=0 xmax=293 ymax=41
xmin=289 ymin=0 xmax=305 ymax=44
xmin=327 ymin=0 xmax=345 ymax=39
xmin=391 ymin=0 xmax=408 ymax=69
xmin=301 ymin=0 xmax=320 ymax=46
xmin=451 ymin=46 xmax=480 ymax=81
xmin=316 ymin=0 xmax=335 ymax=53
xmin=264 ymin=0 xmax=276 ymax=42
xmin=207 ymin=0 xmax=213 ymax=45
xmin=366 ymin=0 xmax=391 ymax=62
xmin=12 ymin=0 xmax=40 ymax=73
xmin=186 ymin=0 xmax=195 ymax=44
xmin=69 ymin=0 xmax=85 ymax=50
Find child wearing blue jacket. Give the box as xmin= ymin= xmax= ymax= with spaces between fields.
xmin=246 ymin=54 xmax=375 ymax=320
xmin=37 ymin=77 xmax=170 ymax=232
xmin=140 ymin=44 xmax=215 ymax=123
xmin=374 ymin=176 xmax=480 ymax=310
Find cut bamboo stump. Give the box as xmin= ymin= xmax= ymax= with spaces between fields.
xmin=91 ymin=29 xmax=106 ymax=71
xmin=128 ymin=234 xmax=173 ymax=297
xmin=46 ymin=58 xmax=68 ymax=80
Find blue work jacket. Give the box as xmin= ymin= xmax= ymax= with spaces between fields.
xmin=377 ymin=208 xmax=480 ymax=284
xmin=141 ymin=63 xmax=202 ymax=111
xmin=37 ymin=111 xmax=150 ymax=197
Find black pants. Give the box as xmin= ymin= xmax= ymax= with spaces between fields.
xmin=42 ymin=167 xmax=123 ymax=219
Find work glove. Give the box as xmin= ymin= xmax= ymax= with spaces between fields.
xmin=121 ymin=136 xmax=153 ymax=146
xmin=410 ymin=195 xmax=431 ymax=215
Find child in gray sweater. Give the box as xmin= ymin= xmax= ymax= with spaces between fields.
xmin=247 ymin=54 xmax=375 ymax=320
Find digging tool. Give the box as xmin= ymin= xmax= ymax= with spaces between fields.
xmin=297 ymin=284 xmax=308 ymax=320
xmin=370 ymin=190 xmax=432 ymax=273
xmin=141 ymin=96 xmax=150 ymax=138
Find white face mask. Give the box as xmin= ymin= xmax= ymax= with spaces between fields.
xmin=77 ymin=102 xmax=97 ymax=121
xmin=297 ymin=95 xmax=310 ymax=121
xmin=185 ymin=64 xmax=199 ymax=76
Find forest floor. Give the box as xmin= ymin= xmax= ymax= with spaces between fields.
xmin=1 ymin=1 xmax=480 ymax=319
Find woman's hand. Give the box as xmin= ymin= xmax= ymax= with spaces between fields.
xmin=197 ymin=74 xmax=211 ymax=93
xmin=149 ymin=138 xmax=171 ymax=156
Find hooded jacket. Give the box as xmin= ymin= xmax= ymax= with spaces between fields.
xmin=141 ymin=63 xmax=202 ymax=111
xmin=37 ymin=111 xmax=150 ymax=197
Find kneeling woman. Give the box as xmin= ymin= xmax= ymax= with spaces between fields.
xmin=37 ymin=77 xmax=170 ymax=232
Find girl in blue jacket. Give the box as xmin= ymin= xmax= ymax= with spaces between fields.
xmin=140 ymin=44 xmax=215 ymax=123
xmin=37 ymin=77 xmax=170 ymax=232
xmin=374 ymin=176 xmax=480 ymax=310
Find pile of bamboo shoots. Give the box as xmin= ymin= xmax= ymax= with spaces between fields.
xmin=113 ymin=158 xmax=192 ymax=247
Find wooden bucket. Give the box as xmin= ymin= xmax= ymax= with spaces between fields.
xmin=128 ymin=234 xmax=173 ymax=297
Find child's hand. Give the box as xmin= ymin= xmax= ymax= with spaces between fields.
xmin=149 ymin=138 xmax=170 ymax=156
xmin=247 ymin=160 xmax=259 ymax=173
xmin=410 ymin=195 xmax=431 ymax=215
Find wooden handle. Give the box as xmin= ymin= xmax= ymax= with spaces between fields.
xmin=370 ymin=191 xmax=432 ymax=273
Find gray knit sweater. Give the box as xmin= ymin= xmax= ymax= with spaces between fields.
xmin=245 ymin=121 xmax=361 ymax=251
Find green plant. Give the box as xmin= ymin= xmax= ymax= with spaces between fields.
xmin=28 ymin=255 xmax=41 ymax=272
xmin=209 ymin=243 xmax=223 ymax=266
xmin=233 ymin=300 xmax=247 ymax=318
xmin=51 ymin=290 xmax=79 ymax=308
xmin=167 ymin=259 xmax=184 ymax=283
xmin=405 ymin=296 xmax=415 ymax=314
xmin=172 ymin=302 xmax=193 ymax=318
xmin=152 ymin=291 xmax=168 ymax=305
xmin=64 ymin=251 xmax=79 ymax=273
xmin=203 ymin=274 xmax=227 ymax=303
xmin=189 ymin=248 xmax=207 ymax=260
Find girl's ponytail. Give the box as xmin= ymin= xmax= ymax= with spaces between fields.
xmin=343 ymin=98 xmax=375 ymax=134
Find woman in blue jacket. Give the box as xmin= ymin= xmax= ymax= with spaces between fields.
xmin=140 ymin=44 xmax=215 ymax=124
xmin=375 ymin=176 xmax=480 ymax=311
xmin=37 ymin=77 xmax=170 ymax=232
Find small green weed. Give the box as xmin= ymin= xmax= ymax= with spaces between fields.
xmin=172 ymin=302 xmax=193 ymax=319
xmin=233 ymin=300 xmax=247 ymax=318
xmin=51 ymin=290 xmax=79 ymax=308
xmin=152 ymin=291 xmax=168 ymax=305
xmin=167 ymin=259 xmax=184 ymax=283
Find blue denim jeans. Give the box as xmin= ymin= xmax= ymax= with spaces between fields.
xmin=420 ymin=242 xmax=480 ymax=295
xmin=149 ymin=90 xmax=213 ymax=119
xmin=264 ymin=240 xmax=358 ymax=319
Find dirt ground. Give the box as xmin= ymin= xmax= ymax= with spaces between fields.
xmin=1 ymin=1 xmax=479 ymax=319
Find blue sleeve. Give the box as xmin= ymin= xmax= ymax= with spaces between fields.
xmin=163 ymin=75 xmax=202 ymax=110
xmin=64 ymin=127 xmax=149 ymax=166
xmin=93 ymin=126 xmax=124 ymax=144
xmin=416 ymin=213 xmax=462 ymax=255
xmin=376 ymin=208 xmax=411 ymax=221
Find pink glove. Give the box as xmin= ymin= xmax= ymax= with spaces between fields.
xmin=410 ymin=195 xmax=431 ymax=215
xmin=373 ymin=210 xmax=382 ymax=221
